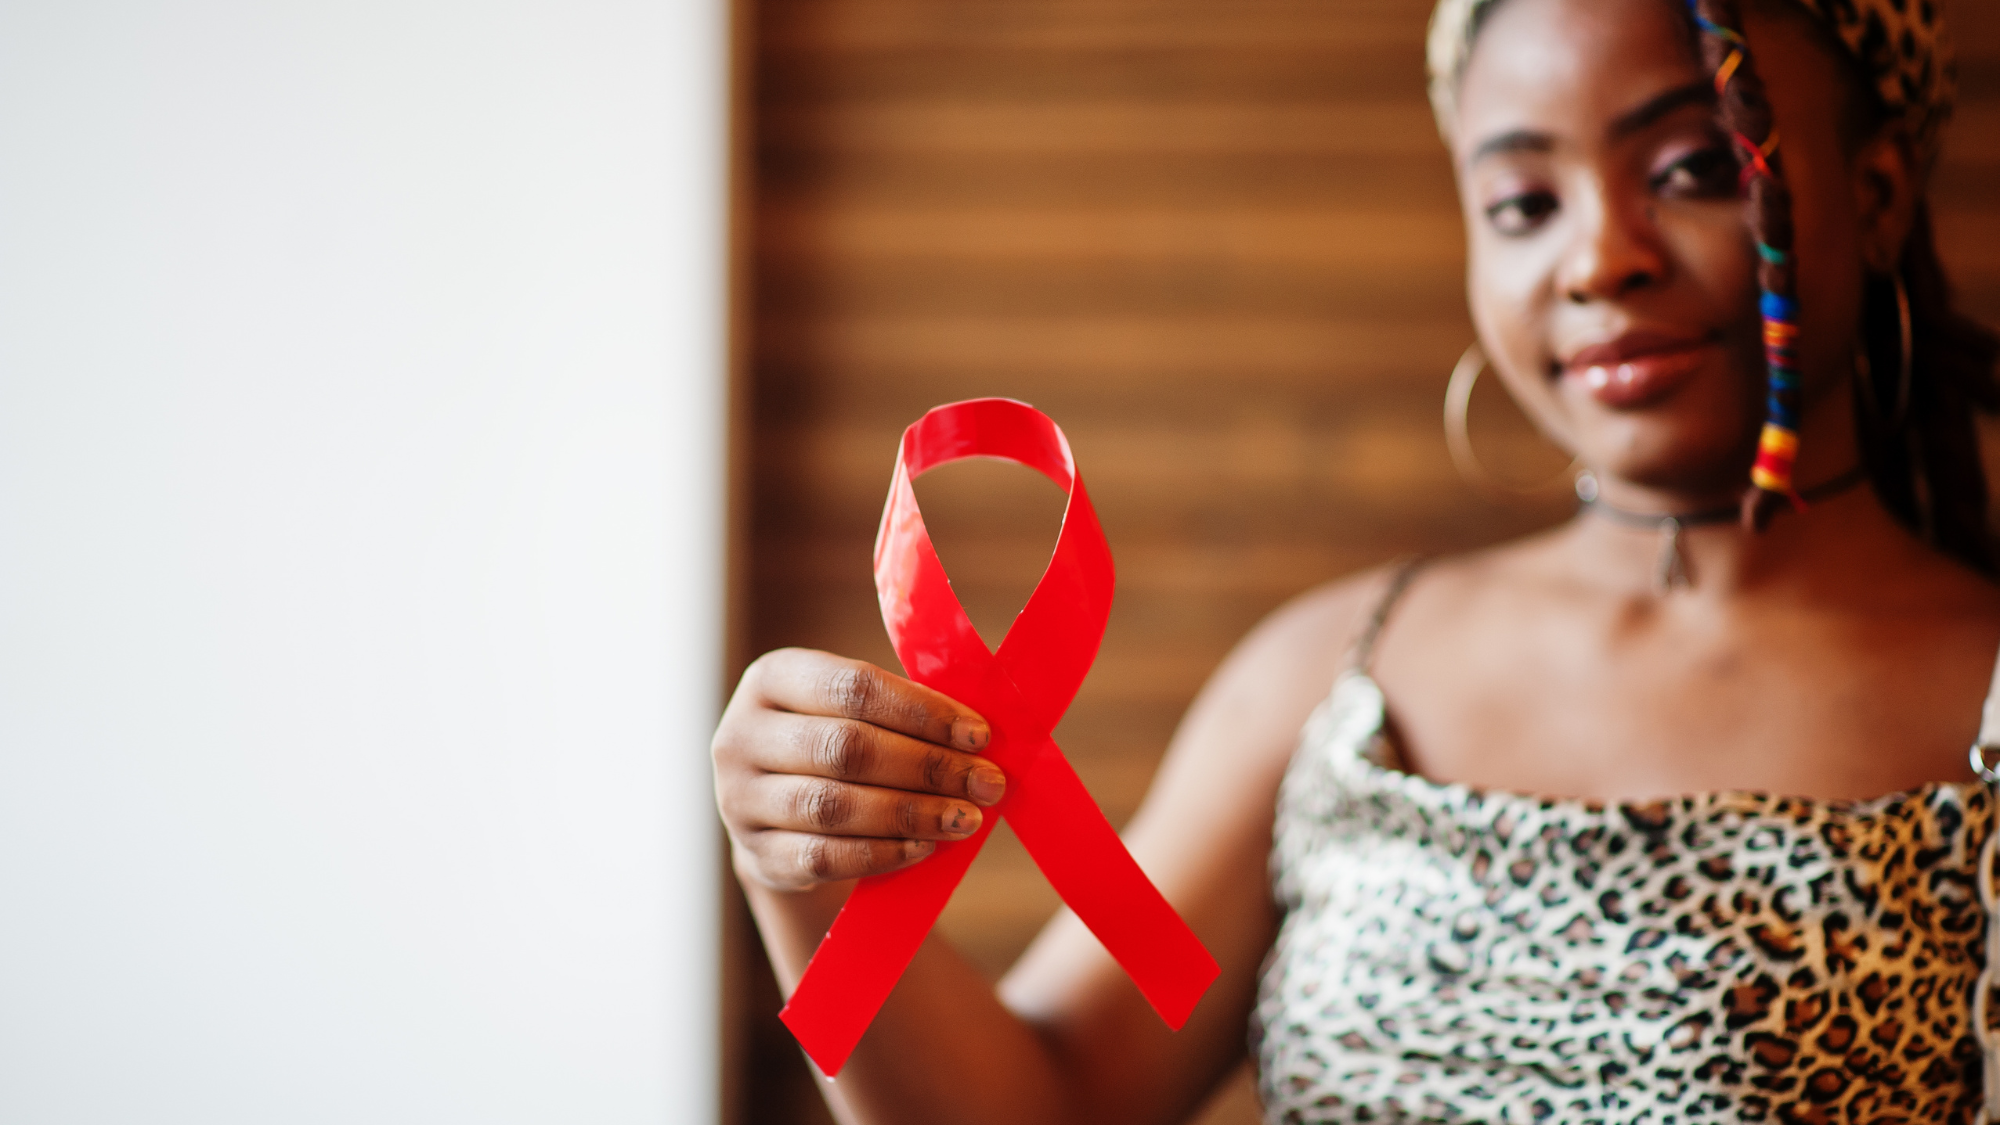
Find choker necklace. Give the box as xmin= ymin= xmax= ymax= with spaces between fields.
xmin=1575 ymin=465 xmax=1870 ymax=592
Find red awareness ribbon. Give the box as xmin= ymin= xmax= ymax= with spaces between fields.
xmin=778 ymin=398 xmax=1220 ymax=1077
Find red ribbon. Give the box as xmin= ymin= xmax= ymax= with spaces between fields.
xmin=779 ymin=398 xmax=1220 ymax=1077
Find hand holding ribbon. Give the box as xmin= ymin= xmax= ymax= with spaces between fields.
xmin=778 ymin=398 xmax=1220 ymax=1077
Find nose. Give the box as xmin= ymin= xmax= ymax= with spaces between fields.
xmin=1556 ymin=190 xmax=1666 ymax=305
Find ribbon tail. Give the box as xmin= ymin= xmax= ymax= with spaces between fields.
xmin=1004 ymin=741 xmax=1220 ymax=1028
xmin=779 ymin=818 xmax=996 ymax=1076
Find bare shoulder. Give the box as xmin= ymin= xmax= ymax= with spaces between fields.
xmin=1211 ymin=564 xmax=1410 ymax=697
xmin=1876 ymin=545 xmax=2000 ymax=686
xmin=1897 ymin=545 xmax=2000 ymax=618
xmin=1148 ymin=562 xmax=1415 ymax=797
xmin=1086 ymin=561 xmax=1423 ymax=864
xmin=1372 ymin=528 xmax=1570 ymax=613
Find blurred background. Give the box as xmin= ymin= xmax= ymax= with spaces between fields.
xmin=728 ymin=0 xmax=2000 ymax=1122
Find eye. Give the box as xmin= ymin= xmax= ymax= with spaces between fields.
xmin=1650 ymin=145 xmax=1740 ymax=198
xmin=1484 ymin=190 xmax=1559 ymax=236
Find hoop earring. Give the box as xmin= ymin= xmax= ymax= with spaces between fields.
xmin=1892 ymin=270 xmax=1913 ymax=426
xmin=1443 ymin=343 xmax=1582 ymax=498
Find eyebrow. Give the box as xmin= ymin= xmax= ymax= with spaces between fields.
xmin=1607 ymin=80 xmax=1717 ymax=139
xmin=1468 ymin=129 xmax=1553 ymax=165
xmin=1466 ymin=80 xmax=1719 ymax=166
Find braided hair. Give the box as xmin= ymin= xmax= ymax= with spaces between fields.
xmin=1687 ymin=0 xmax=2000 ymax=567
xmin=1860 ymin=206 xmax=2000 ymax=573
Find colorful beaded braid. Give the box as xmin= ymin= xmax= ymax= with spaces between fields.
xmin=1689 ymin=0 xmax=1803 ymax=521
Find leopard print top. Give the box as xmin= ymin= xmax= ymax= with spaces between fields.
xmin=1254 ymin=671 xmax=2000 ymax=1124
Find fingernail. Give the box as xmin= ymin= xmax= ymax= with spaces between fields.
xmin=902 ymin=839 xmax=936 ymax=862
xmin=942 ymin=803 xmax=982 ymax=837
xmin=950 ymin=717 xmax=990 ymax=752
xmin=967 ymin=766 xmax=1006 ymax=806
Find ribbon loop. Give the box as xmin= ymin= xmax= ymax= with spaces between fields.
xmin=780 ymin=398 xmax=1220 ymax=1077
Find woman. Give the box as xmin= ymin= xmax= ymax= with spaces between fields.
xmin=711 ymin=0 xmax=2000 ymax=1119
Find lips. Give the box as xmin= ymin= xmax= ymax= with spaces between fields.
xmin=1560 ymin=330 xmax=1718 ymax=409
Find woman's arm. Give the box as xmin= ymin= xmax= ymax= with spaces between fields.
xmin=717 ymin=573 xmax=1390 ymax=1125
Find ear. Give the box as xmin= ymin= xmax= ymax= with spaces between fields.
xmin=1851 ymin=122 xmax=1919 ymax=274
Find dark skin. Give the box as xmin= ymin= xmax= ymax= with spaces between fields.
xmin=708 ymin=1 xmax=2000 ymax=1122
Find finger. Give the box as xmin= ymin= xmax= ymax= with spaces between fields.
xmin=754 ymin=712 xmax=1007 ymax=806
xmin=748 ymin=649 xmax=989 ymax=751
xmin=753 ymin=830 xmax=936 ymax=887
xmin=754 ymin=774 xmax=985 ymax=841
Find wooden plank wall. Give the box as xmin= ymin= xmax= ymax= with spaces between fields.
xmin=733 ymin=2 xmax=2000 ymax=1121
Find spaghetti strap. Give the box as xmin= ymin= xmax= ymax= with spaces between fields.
xmin=1979 ymin=638 xmax=2000 ymax=753
xmin=1349 ymin=557 xmax=1428 ymax=676
xmin=1971 ymin=637 xmax=2000 ymax=1116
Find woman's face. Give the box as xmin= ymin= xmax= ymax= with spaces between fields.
xmin=1452 ymin=0 xmax=1872 ymax=496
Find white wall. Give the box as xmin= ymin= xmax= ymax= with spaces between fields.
xmin=0 ymin=2 xmax=723 ymax=1122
